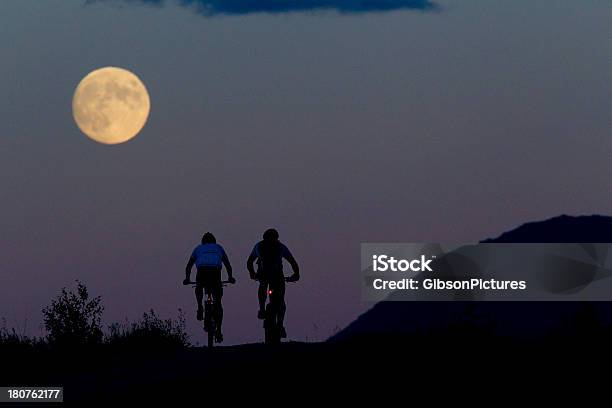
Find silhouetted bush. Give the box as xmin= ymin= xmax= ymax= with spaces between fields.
xmin=106 ymin=309 xmax=189 ymax=348
xmin=2 ymin=282 xmax=190 ymax=352
xmin=0 ymin=319 xmax=41 ymax=349
xmin=42 ymin=280 xmax=104 ymax=347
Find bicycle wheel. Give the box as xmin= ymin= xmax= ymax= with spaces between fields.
xmin=264 ymin=303 xmax=280 ymax=344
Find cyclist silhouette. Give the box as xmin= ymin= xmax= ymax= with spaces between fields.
xmin=247 ymin=228 xmax=299 ymax=338
xmin=184 ymin=232 xmax=235 ymax=343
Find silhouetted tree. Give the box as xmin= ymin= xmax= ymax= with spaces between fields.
xmin=43 ymin=281 xmax=103 ymax=347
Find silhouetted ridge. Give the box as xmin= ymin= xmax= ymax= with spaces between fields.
xmin=482 ymin=214 xmax=612 ymax=243
xmin=332 ymin=214 xmax=612 ymax=342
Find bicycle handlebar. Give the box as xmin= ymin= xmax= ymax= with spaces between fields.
xmin=185 ymin=280 xmax=233 ymax=286
xmin=251 ymin=275 xmax=299 ymax=283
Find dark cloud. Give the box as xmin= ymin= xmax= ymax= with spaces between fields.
xmin=89 ymin=0 xmax=439 ymax=16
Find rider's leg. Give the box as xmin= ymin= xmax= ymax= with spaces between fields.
xmin=258 ymin=281 xmax=267 ymax=318
xmin=215 ymin=297 xmax=223 ymax=330
xmin=195 ymin=286 xmax=204 ymax=308
xmin=195 ymin=268 xmax=205 ymax=320
xmin=213 ymin=286 xmax=224 ymax=341
xmin=195 ymin=285 xmax=204 ymax=320
xmin=277 ymin=283 xmax=287 ymax=327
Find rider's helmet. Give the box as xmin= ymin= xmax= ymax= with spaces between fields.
xmin=263 ymin=228 xmax=279 ymax=241
xmin=202 ymin=232 xmax=216 ymax=244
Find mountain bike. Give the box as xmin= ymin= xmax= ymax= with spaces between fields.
xmin=263 ymin=276 xmax=297 ymax=345
xmin=186 ymin=280 xmax=230 ymax=348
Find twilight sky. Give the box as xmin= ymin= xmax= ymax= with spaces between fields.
xmin=1 ymin=0 xmax=611 ymax=344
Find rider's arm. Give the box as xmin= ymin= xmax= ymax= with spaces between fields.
xmin=221 ymin=251 xmax=233 ymax=279
xmin=185 ymin=256 xmax=195 ymax=282
xmin=247 ymin=251 xmax=258 ymax=279
xmin=286 ymin=255 xmax=300 ymax=280
xmin=282 ymin=245 xmax=300 ymax=280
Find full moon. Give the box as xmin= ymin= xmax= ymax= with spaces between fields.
xmin=72 ymin=67 xmax=150 ymax=145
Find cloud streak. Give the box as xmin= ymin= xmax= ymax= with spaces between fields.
xmin=90 ymin=0 xmax=439 ymax=16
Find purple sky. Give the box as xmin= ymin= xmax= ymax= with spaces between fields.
xmin=1 ymin=0 xmax=611 ymax=344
